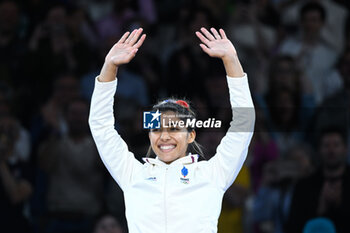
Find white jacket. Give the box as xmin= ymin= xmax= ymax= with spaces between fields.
xmin=89 ymin=74 xmax=255 ymax=233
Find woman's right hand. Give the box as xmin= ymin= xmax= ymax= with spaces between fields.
xmin=99 ymin=28 xmax=146 ymax=82
xmin=105 ymin=28 xmax=146 ymax=67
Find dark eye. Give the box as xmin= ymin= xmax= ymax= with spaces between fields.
xmin=150 ymin=128 xmax=160 ymax=132
xmin=169 ymin=127 xmax=179 ymax=132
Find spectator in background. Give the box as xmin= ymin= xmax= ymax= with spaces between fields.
xmin=0 ymin=0 xmax=27 ymax=87
xmin=31 ymin=73 xmax=80 ymax=146
xmin=27 ymin=3 xmax=76 ymax=77
xmin=64 ymin=5 xmax=98 ymax=76
xmin=92 ymin=213 xmax=124 ymax=233
xmin=66 ymin=6 xmax=99 ymax=50
xmin=255 ymin=55 xmax=315 ymax=154
xmin=0 ymin=85 xmax=32 ymax=163
xmin=75 ymin=0 xmax=115 ymax=22
xmin=37 ymin=98 xmax=105 ymax=233
xmin=95 ymin=0 xmax=156 ymax=41
xmin=249 ymin=106 xmax=279 ymax=193
xmin=163 ymin=6 xmax=216 ymax=99
xmin=26 ymin=3 xmax=94 ymax=102
xmin=253 ymin=143 xmax=314 ymax=233
xmin=0 ymin=115 xmax=33 ymax=233
xmin=265 ymin=55 xmax=313 ymax=96
xmin=310 ymin=49 xmax=350 ymax=154
xmin=285 ymin=127 xmax=350 ymax=233
xmin=165 ymin=46 xmax=200 ymax=98
xmin=227 ymin=0 xmax=280 ymax=93
xmin=279 ymin=2 xmax=338 ymax=104
xmin=279 ymin=0 xmax=348 ymax=54
xmin=267 ymin=88 xmax=303 ymax=153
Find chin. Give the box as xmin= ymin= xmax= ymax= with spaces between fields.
xmin=160 ymin=155 xmax=176 ymax=163
xmin=157 ymin=153 xmax=178 ymax=163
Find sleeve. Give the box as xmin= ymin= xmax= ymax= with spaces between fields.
xmin=207 ymin=73 xmax=255 ymax=191
xmin=88 ymin=77 xmax=143 ymax=191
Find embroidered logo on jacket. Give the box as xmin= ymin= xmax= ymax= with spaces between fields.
xmin=146 ymin=177 xmax=157 ymax=181
xmin=181 ymin=166 xmax=188 ymax=177
xmin=180 ymin=166 xmax=189 ymax=184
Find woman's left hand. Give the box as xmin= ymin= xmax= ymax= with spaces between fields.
xmin=196 ymin=27 xmax=244 ymax=77
xmin=195 ymin=28 xmax=237 ymax=60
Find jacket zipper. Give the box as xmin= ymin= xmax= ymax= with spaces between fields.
xmin=164 ymin=167 xmax=168 ymax=233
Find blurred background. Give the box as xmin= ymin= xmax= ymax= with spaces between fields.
xmin=0 ymin=0 xmax=349 ymax=232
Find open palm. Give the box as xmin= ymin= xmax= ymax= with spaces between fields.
xmin=105 ymin=28 xmax=146 ymax=66
xmin=195 ymin=28 xmax=236 ymax=59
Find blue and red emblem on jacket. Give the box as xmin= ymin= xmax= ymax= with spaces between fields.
xmin=180 ymin=166 xmax=189 ymax=184
xmin=181 ymin=166 xmax=188 ymax=177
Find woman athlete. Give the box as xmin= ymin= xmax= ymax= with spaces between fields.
xmin=89 ymin=27 xmax=255 ymax=233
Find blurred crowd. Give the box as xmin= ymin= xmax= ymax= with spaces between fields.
xmin=0 ymin=0 xmax=350 ymax=233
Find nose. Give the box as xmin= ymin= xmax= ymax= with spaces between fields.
xmin=160 ymin=129 xmax=171 ymax=140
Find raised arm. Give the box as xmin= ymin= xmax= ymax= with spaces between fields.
xmin=196 ymin=27 xmax=255 ymax=191
xmin=99 ymin=28 xmax=146 ymax=82
xmin=89 ymin=28 xmax=146 ymax=190
xmin=195 ymin=27 xmax=243 ymax=78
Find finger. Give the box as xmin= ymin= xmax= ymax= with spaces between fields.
xmin=118 ymin=31 xmax=130 ymax=43
xmin=133 ymin=34 xmax=146 ymax=49
xmin=125 ymin=29 xmax=137 ymax=44
xmin=210 ymin=28 xmax=221 ymax=40
xmin=130 ymin=48 xmax=138 ymax=57
xmin=195 ymin=31 xmax=210 ymax=46
xmin=129 ymin=28 xmax=143 ymax=45
xmin=128 ymin=49 xmax=138 ymax=61
xmin=219 ymin=28 xmax=227 ymax=39
xmin=199 ymin=44 xmax=212 ymax=56
xmin=200 ymin=27 xmax=215 ymax=41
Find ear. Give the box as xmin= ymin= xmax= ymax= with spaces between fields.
xmin=187 ymin=130 xmax=196 ymax=144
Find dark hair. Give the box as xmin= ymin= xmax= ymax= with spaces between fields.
xmin=268 ymin=55 xmax=301 ymax=92
xmin=317 ymin=126 xmax=348 ymax=147
xmin=300 ymin=2 xmax=326 ymax=23
xmin=269 ymin=55 xmax=300 ymax=78
xmin=90 ymin=211 xmax=122 ymax=233
xmin=146 ymin=98 xmax=205 ymax=159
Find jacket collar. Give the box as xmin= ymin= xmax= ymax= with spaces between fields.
xmin=142 ymin=153 xmax=199 ymax=166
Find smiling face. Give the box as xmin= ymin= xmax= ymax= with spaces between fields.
xmin=149 ymin=111 xmax=196 ymax=164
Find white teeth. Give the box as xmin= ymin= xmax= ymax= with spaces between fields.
xmin=160 ymin=145 xmax=175 ymax=150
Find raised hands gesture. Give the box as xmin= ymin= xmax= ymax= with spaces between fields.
xmin=195 ymin=27 xmax=237 ymax=59
xmin=105 ymin=28 xmax=146 ymax=67
xmin=196 ymin=27 xmax=244 ymax=77
xmin=99 ymin=28 xmax=146 ymax=82
xmin=99 ymin=27 xmax=243 ymax=82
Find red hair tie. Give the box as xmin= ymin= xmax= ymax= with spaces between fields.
xmin=175 ymin=100 xmax=189 ymax=109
